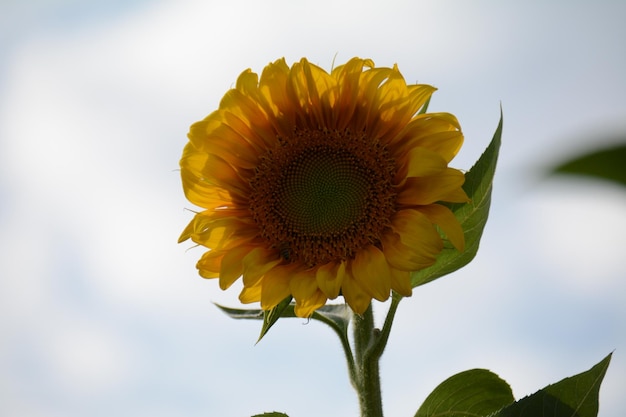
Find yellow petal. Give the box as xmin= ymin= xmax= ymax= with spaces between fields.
xmin=397 ymin=169 xmax=466 ymax=206
xmin=180 ymin=211 xmax=253 ymax=250
xmin=290 ymin=269 xmax=328 ymax=317
xmin=181 ymin=150 xmax=249 ymax=199
xmin=235 ymin=68 xmax=259 ymax=92
xmin=222 ymin=108 xmax=269 ymax=147
xmin=408 ymin=131 xmax=464 ymax=164
xmin=239 ymin=279 xmax=262 ymax=304
xmin=354 ymin=67 xmax=394 ymax=131
xmin=289 ymin=269 xmax=317 ymax=300
xmin=180 ymin=145 xmax=233 ymax=210
xmin=179 ymin=174 xmax=231 ymax=212
xmin=375 ymin=66 xmax=409 ymax=123
xmin=389 ymin=267 xmax=412 ymax=297
xmin=219 ymin=88 xmax=269 ymax=133
xmin=260 ymin=265 xmax=293 ymax=310
xmin=259 ymin=58 xmax=295 ymax=134
xmin=439 ymin=187 xmax=471 ymax=204
xmin=341 ymin=270 xmax=372 ymax=315
xmin=241 ymin=247 xmax=282 ymax=287
xmin=351 ymin=245 xmax=392 ymax=301
xmin=402 ymin=147 xmax=448 ymax=179
xmin=395 ymin=114 xmax=463 ymax=163
xmin=391 ymin=209 xmax=443 ymax=264
xmin=315 ymin=261 xmax=346 ymax=299
xmin=219 ymin=244 xmax=255 ymax=290
xmin=286 ymin=59 xmax=330 ymax=127
xmin=417 ymin=204 xmax=465 ymax=252
xmin=333 ymin=58 xmax=373 ymax=130
xmin=206 ymin=119 xmax=264 ymax=169
xmin=382 ymin=232 xmax=437 ymax=271
xmin=196 ymin=250 xmax=223 ymax=279
xmin=406 ymin=84 xmax=437 ymax=115
xmin=302 ymin=59 xmax=338 ymax=127
xmin=294 ymin=290 xmax=327 ymax=318
xmin=188 ymin=115 xmax=261 ymax=168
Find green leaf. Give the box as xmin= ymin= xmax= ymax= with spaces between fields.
xmin=551 ymin=142 xmax=626 ymax=187
xmin=257 ymin=296 xmax=293 ymax=343
xmin=251 ymin=413 xmax=289 ymax=417
xmin=492 ymin=353 xmax=612 ymax=417
xmin=411 ymin=109 xmax=503 ymax=288
xmin=214 ymin=302 xmax=352 ymax=343
xmin=415 ymin=369 xmax=514 ymax=417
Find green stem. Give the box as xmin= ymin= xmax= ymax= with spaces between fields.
xmin=369 ymin=292 xmax=402 ymax=359
xmin=348 ymin=294 xmax=403 ymax=416
xmin=352 ymin=304 xmax=384 ymax=417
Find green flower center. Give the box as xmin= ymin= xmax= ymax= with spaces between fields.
xmin=249 ymin=128 xmax=397 ymax=267
xmin=279 ymin=147 xmax=370 ymax=235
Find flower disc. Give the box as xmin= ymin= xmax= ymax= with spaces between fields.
xmin=250 ymin=128 xmax=396 ymax=267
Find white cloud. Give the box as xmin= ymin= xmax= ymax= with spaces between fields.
xmin=44 ymin=316 xmax=137 ymax=396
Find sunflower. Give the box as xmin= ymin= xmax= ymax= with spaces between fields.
xmin=179 ymin=57 xmax=469 ymax=317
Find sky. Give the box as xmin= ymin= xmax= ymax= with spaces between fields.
xmin=1 ymin=1 xmax=625 ymax=416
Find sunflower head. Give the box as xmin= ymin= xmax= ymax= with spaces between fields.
xmin=179 ymin=57 xmax=469 ymax=317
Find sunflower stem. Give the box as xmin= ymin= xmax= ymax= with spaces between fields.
xmin=369 ymin=292 xmax=402 ymax=359
xmin=352 ymin=304 xmax=384 ymax=417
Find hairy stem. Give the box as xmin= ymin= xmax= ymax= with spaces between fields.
xmin=352 ymin=304 xmax=384 ymax=417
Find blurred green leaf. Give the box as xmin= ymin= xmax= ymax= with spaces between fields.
xmin=552 ymin=143 xmax=626 ymax=187
xmin=493 ymin=353 xmax=612 ymax=417
xmin=251 ymin=412 xmax=289 ymax=417
xmin=411 ymin=110 xmax=502 ymax=288
xmin=415 ymin=369 xmax=514 ymax=417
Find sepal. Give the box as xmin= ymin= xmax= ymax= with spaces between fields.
xmin=215 ymin=301 xmax=352 ymax=343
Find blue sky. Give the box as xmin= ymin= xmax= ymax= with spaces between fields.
xmin=1 ymin=1 xmax=625 ymax=416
